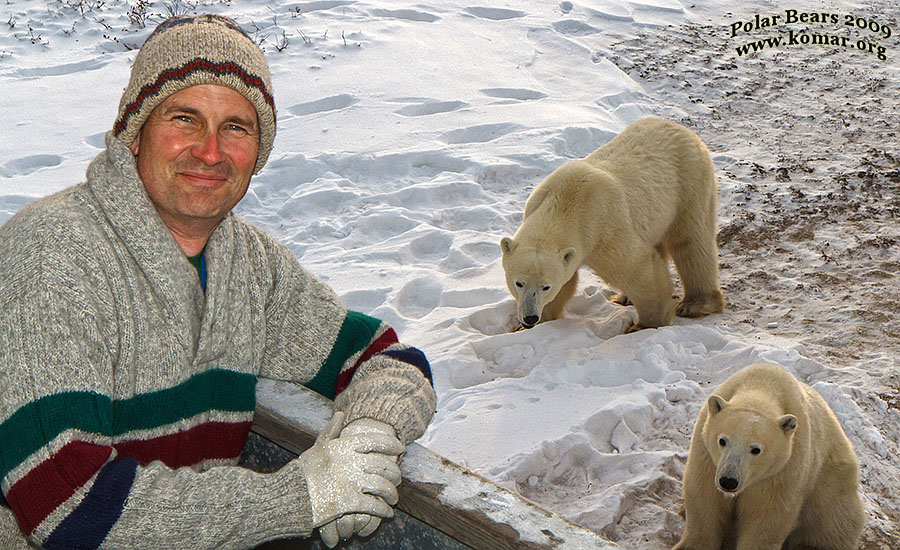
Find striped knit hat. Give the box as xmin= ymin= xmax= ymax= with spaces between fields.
xmin=114 ymin=15 xmax=276 ymax=174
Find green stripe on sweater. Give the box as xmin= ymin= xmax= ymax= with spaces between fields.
xmin=304 ymin=311 xmax=382 ymax=400
xmin=0 ymin=368 xmax=256 ymax=480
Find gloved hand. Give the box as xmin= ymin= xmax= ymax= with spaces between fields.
xmin=316 ymin=417 xmax=404 ymax=548
xmin=298 ymin=411 xmax=404 ymax=545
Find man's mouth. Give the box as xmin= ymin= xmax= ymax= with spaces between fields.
xmin=179 ymin=171 xmax=228 ymax=187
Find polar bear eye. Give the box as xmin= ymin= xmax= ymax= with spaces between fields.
xmin=542 ymin=285 xmax=551 ymax=291
xmin=718 ymin=437 xmax=728 ymax=447
xmin=515 ymin=281 xmax=524 ymax=288
xmin=750 ymin=446 xmax=762 ymax=455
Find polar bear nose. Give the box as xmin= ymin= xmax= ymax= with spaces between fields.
xmin=718 ymin=476 xmax=739 ymax=492
xmin=522 ymin=315 xmax=539 ymax=327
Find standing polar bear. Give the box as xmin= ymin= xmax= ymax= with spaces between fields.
xmin=675 ymin=363 xmax=865 ymax=550
xmin=500 ymin=118 xmax=723 ymax=331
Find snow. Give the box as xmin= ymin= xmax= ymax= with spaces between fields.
xmin=1 ymin=0 xmax=898 ymax=548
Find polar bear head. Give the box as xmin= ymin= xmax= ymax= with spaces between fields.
xmin=500 ymin=237 xmax=576 ymax=328
xmin=702 ymin=394 xmax=798 ymax=496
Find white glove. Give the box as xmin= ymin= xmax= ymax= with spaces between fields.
xmin=317 ymin=418 xmax=404 ymax=548
xmin=299 ymin=412 xmax=404 ymax=543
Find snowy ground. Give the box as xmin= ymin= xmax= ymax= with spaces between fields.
xmin=1 ymin=1 xmax=898 ymax=548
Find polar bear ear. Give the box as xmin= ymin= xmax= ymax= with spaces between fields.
xmin=778 ymin=414 xmax=798 ymax=435
xmin=707 ymin=395 xmax=728 ymax=416
xmin=500 ymin=237 xmax=517 ymax=255
xmin=561 ymin=248 xmax=577 ymax=265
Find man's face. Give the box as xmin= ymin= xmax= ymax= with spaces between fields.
xmin=130 ymin=84 xmax=259 ymax=234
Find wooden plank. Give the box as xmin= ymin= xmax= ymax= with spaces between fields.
xmin=252 ymin=380 xmax=619 ymax=550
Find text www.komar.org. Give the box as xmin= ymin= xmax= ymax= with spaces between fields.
xmin=730 ymin=9 xmax=893 ymax=61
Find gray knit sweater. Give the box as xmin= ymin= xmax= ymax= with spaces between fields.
xmin=0 ymin=133 xmax=436 ymax=549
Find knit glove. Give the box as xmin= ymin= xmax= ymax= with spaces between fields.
xmin=317 ymin=418 xmax=404 ymax=548
xmin=299 ymin=412 xmax=403 ymax=542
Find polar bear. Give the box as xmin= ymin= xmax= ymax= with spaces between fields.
xmin=674 ymin=363 xmax=865 ymax=550
xmin=500 ymin=118 xmax=723 ymax=331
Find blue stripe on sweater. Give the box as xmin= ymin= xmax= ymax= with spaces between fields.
xmin=44 ymin=458 xmax=138 ymax=549
xmin=382 ymin=347 xmax=433 ymax=384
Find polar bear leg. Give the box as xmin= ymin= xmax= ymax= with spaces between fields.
xmin=671 ymin=235 xmax=724 ymax=318
xmin=783 ymin=458 xmax=865 ymax=550
xmin=542 ymin=270 xmax=578 ymax=322
xmin=735 ymin=492 xmax=803 ymax=550
xmin=625 ymin=248 xmax=675 ymax=328
xmin=674 ymin=448 xmax=730 ymax=550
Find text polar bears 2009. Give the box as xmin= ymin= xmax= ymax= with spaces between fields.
xmin=729 ymin=9 xmax=892 ymax=61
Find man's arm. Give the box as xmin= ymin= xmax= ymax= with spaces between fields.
xmin=253 ymin=227 xmax=437 ymax=444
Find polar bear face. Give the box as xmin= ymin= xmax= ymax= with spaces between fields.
xmin=500 ymin=237 xmax=575 ymax=328
xmin=702 ymin=394 xmax=798 ymax=496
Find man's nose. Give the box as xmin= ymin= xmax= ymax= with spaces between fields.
xmin=191 ymin=131 xmax=225 ymax=165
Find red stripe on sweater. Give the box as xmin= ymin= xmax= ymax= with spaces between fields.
xmin=113 ymin=421 xmax=253 ymax=468
xmin=6 ymin=441 xmax=113 ymax=535
xmin=334 ymin=328 xmax=399 ymax=396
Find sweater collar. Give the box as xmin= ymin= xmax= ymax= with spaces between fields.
xmin=87 ymin=132 xmax=214 ymax=350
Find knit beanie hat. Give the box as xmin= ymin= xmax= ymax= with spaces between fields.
xmin=113 ymin=15 xmax=276 ymax=174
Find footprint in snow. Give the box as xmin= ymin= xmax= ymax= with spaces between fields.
xmin=441 ymin=123 xmax=523 ymax=145
xmin=395 ymin=277 xmax=443 ymax=319
xmin=480 ymin=88 xmax=548 ymax=102
xmin=394 ymin=100 xmax=469 ymax=117
xmin=85 ymin=132 xmax=107 ymax=149
xmin=287 ymin=94 xmax=357 ymax=117
xmin=0 ymin=195 xmax=35 ymax=225
xmin=371 ymin=8 xmax=439 ymax=23
xmin=13 ymin=58 xmax=108 ymax=79
xmin=0 ymin=154 xmax=62 ymax=178
xmin=463 ymin=7 xmax=526 ymax=20
xmin=552 ymin=19 xmax=601 ymax=36
xmin=293 ymin=0 xmax=354 ymax=14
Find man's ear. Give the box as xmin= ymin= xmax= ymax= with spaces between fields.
xmin=129 ymin=134 xmax=141 ymax=156
xmin=561 ymin=247 xmax=576 ymax=265
xmin=778 ymin=414 xmax=798 ymax=435
xmin=707 ymin=395 xmax=728 ymax=416
xmin=500 ymin=237 xmax=517 ymax=255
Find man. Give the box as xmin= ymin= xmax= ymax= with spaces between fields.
xmin=0 ymin=14 xmax=436 ymax=549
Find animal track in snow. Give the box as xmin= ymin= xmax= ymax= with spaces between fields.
xmin=552 ymin=19 xmax=601 ymax=36
xmin=441 ymin=123 xmax=523 ymax=144
xmin=287 ymin=94 xmax=357 ymax=116
xmin=463 ymin=7 xmax=526 ymax=20
xmin=371 ymin=8 xmax=439 ymax=23
xmin=480 ymin=88 xmax=548 ymax=101
xmin=407 ymin=231 xmax=453 ymax=260
xmin=395 ymin=277 xmax=443 ymax=319
xmin=0 ymin=195 xmax=34 ymax=225
xmin=85 ymin=132 xmax=106 ymax=149
xmin=13 ymin=58 xmax=107 ymax=79
xmin=0 ymin=154 xmax=62 ymax=177
xmin=293 ymin=0 xmax=354 ymax=13
xmin=394 ymin=100 xmax=468 ymax=117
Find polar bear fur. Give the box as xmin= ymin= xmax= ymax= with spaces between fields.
xmin=500 ymin=118 xmax=723 ymax=330
xmin=675 ymin=363 xmax=865 ymax=550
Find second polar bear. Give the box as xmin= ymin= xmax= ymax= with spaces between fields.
xmin=500 ymin=118 xmax=723 ymax=330
xmin=675 ymin=363 xmax=865 ymax=550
